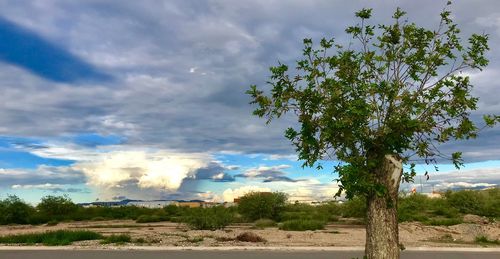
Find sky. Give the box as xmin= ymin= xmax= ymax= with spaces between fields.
xmin=0 ymin=0 xmax=499 ymax=204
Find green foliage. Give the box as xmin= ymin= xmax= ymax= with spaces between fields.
xmin=185 ymin=206 xmax=234 ymax=230
xmin=238 ymin=192 xmax=287 ymax=221
xmin=100 ymin=234 xmax=132 ymax=244
xmin=254 ymin=218 xmax=276 ymax=229
xmin=247 ymin=3 xmax=494 ymax=199
xmin=135 ymin=214 xmax=169 ymax=223
xmin=37 ymin=195 xmax=78 ymax=221
xmin=279 ymin=219 xmax=326 ymax=231
xmin=0 ymin=195 xmax=35 ymax=225
xmin=0 ymin=230 xmax=102 ymax=246
xmin=341 ymin=196 xmax=367 ymax=218
xmin=475 ymin=235 xmax=500 ymax=245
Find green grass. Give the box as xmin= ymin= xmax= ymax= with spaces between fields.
xmin=475 ymin=235 xmax=500 ymax=245
xmin=100 ymin=234 xmax=132 ymax=244
xmin=0 ymin=230 xmax=102 ymax=246
xmin=254 ymin=218 xmax=276 ymax=229
xmin=279 ymin=219 xmax=325 ymax=231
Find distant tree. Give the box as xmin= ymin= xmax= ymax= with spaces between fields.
xmin=248 ymin=2 xmax=497 ymax=258
xmin=238 ymin=192 xmax=287 ymax=221
xmin=37 ymin=195 xmax=78 ymax=220
xmin=0 ymin=195 xmax=34 ymax=224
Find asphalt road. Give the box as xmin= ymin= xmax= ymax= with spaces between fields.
xmin=1 ymin=250 xmax=500 ymax=259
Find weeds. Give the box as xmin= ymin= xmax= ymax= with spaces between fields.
xmin=0 ymin=230 xmax=102 ymax=246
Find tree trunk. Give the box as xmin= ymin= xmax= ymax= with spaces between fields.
xmin=365 ymin=154 xmax=403 ymax=259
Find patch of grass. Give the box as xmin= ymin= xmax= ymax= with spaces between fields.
xmin=0 ymin=230 xmax=102 ymax=246
xmin=100 ymin=234 xmax=131 ymax=244
xmin=279 ymin=219 xmax=325 ymax=231
xmin=254 ymin=218 xmax=276 ymax=229
xmin=475 ymin=235 xmax=500 ymax=245
xmin=425 ymin=218 xmax=463 ymax=226
xmin=135 ymin=215 xmax=168 ymax=223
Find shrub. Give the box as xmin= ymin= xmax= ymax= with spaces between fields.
xmin=238 ymin=192 xmax=287 ymax=221
xmin=254 ymin=218 xmax=276 ymax=229
xmin=445 ymin=190 xmax=483 ymax=215
xmin=135 ymin=215 xmax=168 ymax=223
xmin=0 ymin=195 xmax=35 ymax=225
xmin=279 ymin=219 xmax=325 ymax=231
xmin=236 ymin=232 xmax=266 ymax=242
xmin=0 ymin=230 xmax=102 ymax=246
xmin=426 ymin=218 xmax=463 ymax=226
xmin=185 ymin=206 xmax=233 ymax=230
xmin=101 ymin=234 xmax=131 ymax=244
xmin=37 ymin=195 xmax=78 ymax=221
xmin=340 ymin=196 xmax=366 ymax=218
xmin=475 ymin=235 xmax=500 ymax=245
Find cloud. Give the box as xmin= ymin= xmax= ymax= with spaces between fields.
xmin=190 ymin=162 xmax=235 ymax=182
xmin=11 ymin=183 xmax=89 ymax=193
xmin=0 ymin=17 xmax=112 ymax=83
xmin=73 ymin=150 xmax=208 ymax=190
xmin=236 ymin=164 xmax=304 ymax=182
xmin=0 ymin=165 xmax=86 ymax=188
xmin=401 ymin=167 xmax=500 ymax=193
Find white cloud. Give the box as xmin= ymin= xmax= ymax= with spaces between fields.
xmin=73 ymin=150 xmax=208 ymax=190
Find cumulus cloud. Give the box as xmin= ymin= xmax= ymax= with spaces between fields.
xmin=73 ymin=150 xmax=208 ymax=190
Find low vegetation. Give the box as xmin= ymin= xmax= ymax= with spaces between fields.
xmin=100 ymin=234 xmax=132 ymax=244
xmin=0 ymin=188 xmax=498 ymax=232
xmin=279 ymin=219 xmax=325 ymax=231
xmin=0 ymin=230 xmax=102 ymax=246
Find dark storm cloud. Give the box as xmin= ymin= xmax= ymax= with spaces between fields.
xmin=192 ymin=163 xmax=235 ymax=182
xmin=0 ymin=165 xmax=86 ymax=188
xmin=236 ymin=164 xmax=304 ymax=182
xmin=0 ymin=0 xmax=498 ymax=160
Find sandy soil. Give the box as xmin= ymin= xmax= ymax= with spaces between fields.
xmin=0 ymin=220 xmax=498 ymax=248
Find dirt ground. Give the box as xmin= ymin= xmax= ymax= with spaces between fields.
xmin=0 ymin=220 xmax=498 ymax=248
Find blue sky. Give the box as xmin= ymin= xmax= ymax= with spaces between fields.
xmin=0 ymin=0 xmax=499 ymax=204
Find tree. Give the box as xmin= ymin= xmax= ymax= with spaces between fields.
xmin=247 ymin=3 xmax=497 ymax=258
xmin=238 ymin=192 xmax=287 ymax=221
xmin=37 ymin=195 xmax=78 ymax=220
xmin=0 ymin=195 xmax=34 ymax=224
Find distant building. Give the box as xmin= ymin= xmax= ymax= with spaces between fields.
xmin=127 ymin=200 xmax=178 ymax=208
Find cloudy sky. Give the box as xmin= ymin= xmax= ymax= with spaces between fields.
xmin=0 ymin=0 xmax=499 ymax=204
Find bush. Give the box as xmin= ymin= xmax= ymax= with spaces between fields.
xmin=37 ymin=195 xmax=78 ymax=221
xmin=236 ymin=232 xmax=266 ymax=242
xmin=0 ymin=230 xmax=102 ymax=246
xmin=254 ymin=218 xmax=276 ymax=228
xmin=279 ymin=219 xmax=325 ymax=231
xmin=445 ymin=190 xmax=483 ymax=215
xmin=185 ymin=206 xmax=234 ymax=230
xmin=340 ymin=196 xmax=366 ymax=218
xmin=238 ymin=192 xmax=287 ymax=221
xmin=101 ymin=234 xmax=131 ymax=244
xmin=0 ymin=195 xmax=35 ymax=225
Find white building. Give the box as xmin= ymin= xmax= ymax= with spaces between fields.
xmin=127 ymin=200 xmax=178 ymax=208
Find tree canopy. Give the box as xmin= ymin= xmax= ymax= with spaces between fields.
xmin=248 ymin=2 xmax=498 ymax=199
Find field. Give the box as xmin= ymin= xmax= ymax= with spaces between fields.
xmin=0 ymin=189 xmax=499 ymax=247
xmin=0 ymin=219 xmax=499 ymax=248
